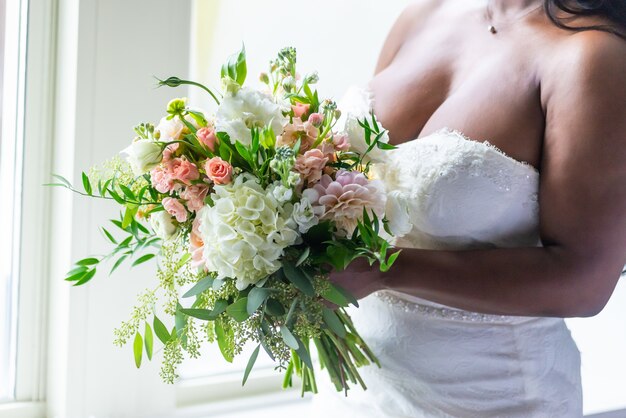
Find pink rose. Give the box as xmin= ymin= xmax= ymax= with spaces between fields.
xmin=168 ymin=158 xmax=200 ymax=185
xmin=162 ymin=197 xmax=188 ymax=223
xmin=295 ymin=148 xmax=329 ymax=184
xmin=204 ymin=157 xmax=233 ymax=185
xmin=308 ymin=112 xmax=324 ymax=127
xmin=332 ymin=133 xmax=350 ymax=151
xmin=150 ymin=167 xmax=174 ymax=194
xmin=180 ymin=184 xmax=209 ymax=212
xmin=292 ymin=102 xmax=310 ymax=118
xmin=196 ymin=127 xmax=218 ymax=152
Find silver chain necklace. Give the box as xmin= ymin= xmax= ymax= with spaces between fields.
xmin=485 ymin=1 xmax=544 ymax=34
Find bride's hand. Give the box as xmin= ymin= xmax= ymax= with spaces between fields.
xmin=328 ymin=257 xmax=386 ymax=301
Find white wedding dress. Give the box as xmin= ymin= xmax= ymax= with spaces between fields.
xmin=308 ymin=87 xmax=583 ymax=417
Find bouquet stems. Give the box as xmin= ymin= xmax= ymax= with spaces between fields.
xmin=283 ymin=308 xmax=379 ymax=395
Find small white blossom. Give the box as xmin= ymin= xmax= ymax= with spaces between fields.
xmin=292 ymin=198 xmax=319 ymax=234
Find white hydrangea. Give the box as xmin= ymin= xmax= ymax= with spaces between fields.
xmin=198 ymin=174 xmax=299 ymax=290
xmin=268 ymin=181 xmax=293 ymax=203
xmin=216 ymin=87 xmax=288 ymax=146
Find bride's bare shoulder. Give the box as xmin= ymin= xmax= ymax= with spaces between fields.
xmin=374 ymin=0 xmax=443 ymax=74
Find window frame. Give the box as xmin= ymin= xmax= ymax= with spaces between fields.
xmin=0 ymin=0 xmax=57 ymax=414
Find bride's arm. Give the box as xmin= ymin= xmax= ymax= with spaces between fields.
xmin=332 ymin=33 xmax=626 ymax=318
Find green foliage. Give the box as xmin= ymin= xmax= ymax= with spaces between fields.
xmin=221 ymin=44 xmax=247 ymax=86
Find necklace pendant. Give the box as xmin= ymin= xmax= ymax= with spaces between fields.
xmin=488 ymin=25 xmax=497 ymax=34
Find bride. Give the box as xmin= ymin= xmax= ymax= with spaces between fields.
xmin=311 ymin=0 xmax=626 ymax=417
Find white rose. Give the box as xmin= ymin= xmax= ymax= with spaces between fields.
xmin=150 ymin=211 xmax=178 ymax=240
xmin=121 ymin=139 xmax=163 ymax=175
xmin=216 ymin=87 xmax=288 ymax=146
xmin=156 ymin=116 xmax=184 ymax=142
xmin=292 ymin=198 xmax=319 ymax=234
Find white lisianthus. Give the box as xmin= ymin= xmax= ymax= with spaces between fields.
xmin=384 ymin=190 xmax=412 ymax=238
xmin=198 ymin=173 xmax=299 ymax=290
xmin=156 ymin=116 xmax=185 ymax=142
xmin=122 ymin=139 xmax=163 ymax=175
xmin=149 ymin=211 xmax=178 ymax=240
xmin=336 ymin=86 xmax=390 ymax=163
xmin=292 ymin=198 xmax=319 ymax=234
xmin=216 ymin=87 xmax=288 ymax=146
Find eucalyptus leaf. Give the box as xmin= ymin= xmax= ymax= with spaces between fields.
xmin=144 ymin=323 xmax=154 ymax=360
xmin=247 ymin=287 xmax=270 ymax=315
xmin=132 ymin=253 xmax=155 ymax=267
xmin=322 ymin=307 xmax=347 ymax=338
xmin=153 ymin=315 xmax=171 ymax=345
xmin=242 ymin=344 xmax=260 ymax=386
xmin=182 ymin=275 xmax=215 ymax=298
xmin=133 ymin=332 xmax=143 ymax=368
xmin=226 ymin=297 xmax=249 ymax=322
xmin=280 ymin=326 xmax=299 ymax=350
xmin=282 ymin=263 xmax=314 ymax=297
xmin=215 ymin=319 xmax=233 ymax=363
xmin=82 ymin=172 xmax=92 ymax=195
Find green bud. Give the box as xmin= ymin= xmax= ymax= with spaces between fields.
xmin=305 ymin=72 xmax=319 ymax=85
xmin=259 ymin=72 xmax=270 ymax=84
xmin=282 ymin=76 xmax=296 ymax=92
xmin=167 ymin=98 xmax=187 ymax=115
xmin=158 ymin=76 xmax=183 ymax=88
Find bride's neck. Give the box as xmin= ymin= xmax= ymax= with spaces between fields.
xmin=487 ymin=0 xmax=544 ymax=17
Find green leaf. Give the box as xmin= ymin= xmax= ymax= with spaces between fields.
xmin=226 ymin=297 xmax=250 ymax=322
xmin=247 ymin=287 xmax=270 ymax=315
xmin=334 ymin=282 xmax=359 ymax=308
xmin=182 ymin=275 xmax=215 ymax=298
xmin=180 ymin=308 xmax=217 ymax=321
xmin=282 ymin=263 xmax=314 ymax=297
xmin=52 ymin=174 xmax=72 ymax=188
xmin=76 ymin=257 xmax=100 ymax=266
xmin=280 ymin=326 xmax=299 ymax=350
xmin=320 ymin=283 xmax=350 ymax=308
xmin=265 ymin=298 xmax=286 ymax=316
xmin=119 ymin=184 xmax=136 ymax=200
xmin=293 ymin=336 xmax=313 ymax=369
xmin=215 ymin=319 xmax=233 ymax=363
xmin=82 ymin=172 xmax=92 ymax=195
xmin=132 ymin=253 xmax=155 ymax=267
xmin=295 ymin=247 xmax=310 ymax=267
xmin=74 ymin=268 xmax=96 ymax=286
xmin=101 ymin=228 xmax=117 ymax=244
xmin=133 ymin=332 xmax=143 ymax=368
xmin=381 ymin=249 xmax=401 ymax=272
xmin=242 ymin=344 xmax=261 ymax=386
xmin=110 ymin=254 xmax=129 ymax=274
xmin=322 ymin=307 xmax=347 ymax=338
xmin=144 ymin=323 xmax=154 ymax=361
xmin=175 ymin=303 xmax=187 ymax=338
xmin=153 ymin=316 xmax=171 ymax=345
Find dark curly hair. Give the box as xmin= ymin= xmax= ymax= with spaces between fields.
xmin=546 ymin=0 xmax=626 ymax=39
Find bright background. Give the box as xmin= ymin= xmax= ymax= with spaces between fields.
xmin=0 ymin=1 xmax=624 ymax=417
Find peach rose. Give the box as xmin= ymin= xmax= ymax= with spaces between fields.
xmin=204 ymin=157 xmax=233 ymax=185
xmin=332 ymin=133 xmax=350 ymax=151
xmin=277 ymin=118 xmax=318 ymax=153
xmin=196 ymin=127 xmax=218 ymax=152
xmin=295 ymin=148 xmax=329 ymax=184
xmin=162 ymin=197 xmax=188 ymax=223
xmin=190 ymin=217 xmax=206 ymax=269
xmin=168 ymin=158 xmax=199 ymax=185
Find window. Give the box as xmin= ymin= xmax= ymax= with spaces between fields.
xmin=0 ymin=0 xmax=24 ymax=403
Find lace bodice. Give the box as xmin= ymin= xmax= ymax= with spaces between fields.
xmin=378 ymin=127 xmax=541 ymax=251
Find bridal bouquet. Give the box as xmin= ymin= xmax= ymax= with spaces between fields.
xmin=52 ymin=46 xmax=400 ymax=395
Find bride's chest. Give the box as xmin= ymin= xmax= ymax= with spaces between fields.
xmin=370 ymin=31 xmax=545 ymax=169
